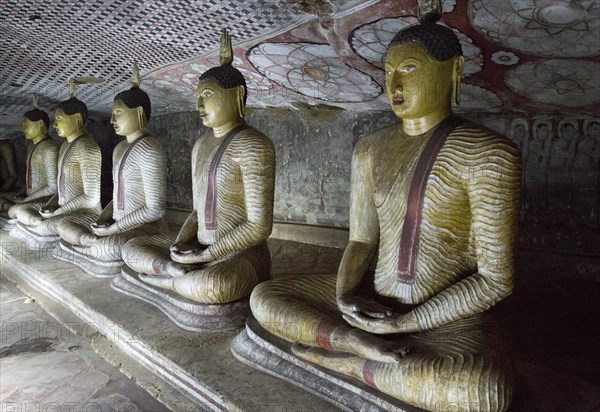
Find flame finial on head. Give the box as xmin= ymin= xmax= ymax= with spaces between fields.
xmin=32 ymin=94 xmax=39 ymax=109
xmin=132 ymin=62 xmax=141 ymax=88
xmin=417 ymin=0 xmax=442 ymax=24
xmin=219 ymin=28 xmax=233 ymax=66
xmin=69 ymin=78 xmax=77 ymax=98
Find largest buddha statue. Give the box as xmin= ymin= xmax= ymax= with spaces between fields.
xmin=3 ymin=96 xmax=59 ymax=229
xmin=10 ymin=84 xmax=101 ymax=247
xmin=237 ymin=5 xmax=520 ymax=412
xmin=54 ymin=65 xmax=167 ymax=277
xmin=114 ymin=30 xmax=276 ymax=331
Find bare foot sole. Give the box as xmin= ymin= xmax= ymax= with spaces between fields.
xmin=165 ymin=261 xmax=188 ymax=277
xmin=291 ymin=344 xmax=359 ymax=377
xmin=347 ymin=330 xmax=410 ymax=363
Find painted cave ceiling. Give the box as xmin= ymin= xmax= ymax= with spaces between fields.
xmin=1 ymin=0 xmax=599 ymax=129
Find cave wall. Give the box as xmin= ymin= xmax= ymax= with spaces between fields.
xmin=150 ymin=109 xmax=597 ymax=224
xmin=4 ymin=108 xmax=599 ymax=269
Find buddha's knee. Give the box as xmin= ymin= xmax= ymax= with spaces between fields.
xmin=7 ymin=204 xmax=20 ymax=219
xmin=173 ymin=264 xmax=256 ymax=304
xmin=15 ymin=207 xmax=35 ymax=224
xmin=250 ymin=279 xmax=285 ymax=320
xmin=57 ymin=219 xmax=81 ymax=243
xmin=121 ymin=237 xmax=148 ymax=267
xmin=438 ymin=359 xmax=513 ymax=412
xmin=90 ymin=235 xmax=126 ymax=261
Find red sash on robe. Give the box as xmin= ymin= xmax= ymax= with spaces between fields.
xmin=116 ymin=134 xmax=149 ymax=210
xmin=26 ymin=145 xmax=34 ymax=190
xmin=26 ymin=138 xmax=48 ymax=190
xmin=397 ymin=116 xmax=464 ymax=284
xmin=204 ymin=125 xmax=248 ymax=230
xmin=58 ymin=138 xmax=82 ymax=198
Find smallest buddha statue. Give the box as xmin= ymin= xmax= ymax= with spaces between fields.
xmin=3 ymin=96 xmax=59 ymax=230
xmin=54 ymin=65 xmax=167 ymax=277
xmin=10 ymin=81 xmax=102 ymax=248
xmin=0 ymin=139 xmax=18 ymax=214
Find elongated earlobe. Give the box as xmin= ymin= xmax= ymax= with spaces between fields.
xmin=452 ymin=56 xmax=464 ymax=107
xmin=76 ymin=113 xmax=84 ymax=131
xmin=137 ymin=107 xmax=147 ymax=129
xmin=237 ymin=86 xmax=246 ymax=118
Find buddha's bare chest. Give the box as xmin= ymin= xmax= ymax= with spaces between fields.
xmin=113 ymin=145 xmax=142 ymax=180
xmin=371 ymin=136 xmax=429 ymax=207
xmin=193 ymin=138 xmax=241 ymax=188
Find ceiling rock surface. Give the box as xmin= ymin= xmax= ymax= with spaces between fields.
xmin=1 ymin=0 xmax=598 ymax=128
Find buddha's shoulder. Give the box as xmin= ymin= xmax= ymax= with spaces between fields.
xmin=38 ymin=138 xmax=59 ymax=151
xmin=77 ymin=135 xmax=100 ymax=149
xmin=451 ymin=119 xmax=519 ymax=153
xmin=354 ymin=123 xmax=402 ymax=154
xmin=232 ymin=126 xmax=275 ymax=151
xmin=0 ymin=139 xmax=14 ymax=150
xmin=134 ymin=134 xmax=164 ymax=152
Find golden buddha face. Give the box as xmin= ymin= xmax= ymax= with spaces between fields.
xmin=385 ymin=43 xmax=463 ymax=121
xmin=53 ymin=108 xmax=82 ymax=138
xmin=196 ymin=80 xmax=243 ymax=129
xmin=110 ymin=100 xmax=144 ymax=137
xmin=22 ymin=118 xmax=46 ymax=141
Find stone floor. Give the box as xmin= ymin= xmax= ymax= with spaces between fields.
xmin=0 ymin=273 xmax=169 ymax=412
xmin=1 ymin=229 xmax=600 ymax=411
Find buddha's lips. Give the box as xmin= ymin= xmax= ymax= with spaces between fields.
xmin=392 ymin=98 xmax=404 ymax=105
xmin=198 ymin=111 xmax=207 ymax=118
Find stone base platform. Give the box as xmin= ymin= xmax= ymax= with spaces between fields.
xmin=2 ymin=223 xmax=600 ymax=411
xmin=0 ymin=215 xmax=15 ymax=230
xmin=232 ymin=316 xmax=423 ymax=412
xmin=0 ymin=229 xmax=339 ymax=411
xmin=112 ymin=267 xmax=250 ymax=332
xmin=9 ymin=222 xmax=59 ymax=249
xmin=52 ymin=239 xmax=123 ymax=278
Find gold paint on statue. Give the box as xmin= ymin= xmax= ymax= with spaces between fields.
xmin=385 ymin=44 xmax=463 ymax=136
xmin=110 ymin=100 xmax=147 ymax=141
xmin=197 ymin=80 xmax=244 ymax=136
xmin=248 ymin=7 xmax=520 ymax=411
xmin=53 ymin=109 xmax=84 ymax=143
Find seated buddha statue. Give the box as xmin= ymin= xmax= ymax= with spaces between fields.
xmin=54 ymin=65 xmax=167 ymax=276
xmin=10 ymin=84 xmax=102 ymax=246
xmin=115 ymin=29 xmax=275 ymax=330
xmin=0 ymin=138 xmax=18 ymax=213
xmin=4 ymin=96 xmax=59 ymax=227
xmin=241 ymin=6 xmax=520 ymax=412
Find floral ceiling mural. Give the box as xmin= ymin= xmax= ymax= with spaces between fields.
xmin=1 ymin=0 xmax=598 ymax=128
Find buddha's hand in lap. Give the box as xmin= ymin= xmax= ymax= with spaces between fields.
xmin=339 ymin=296 xmax=418 ymax=335
xmin=90 ymin=222 xmax=117 ymax=237
xmin=164 ymin=261 xmax=196 ymax=277
xmin=38 ymin=206 xmax=56 ymax=218
xmin=170 ymin=245 xmax=211 ymax=265
xmin=28 ymin=215 xmax=43 ymax=226
xmin=169 ymin=241 xmax=205 ymax=255
xmin=338 ymin=296 xmax=394 ymax=319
